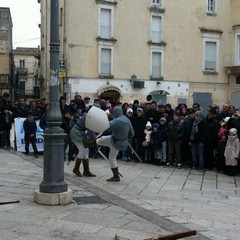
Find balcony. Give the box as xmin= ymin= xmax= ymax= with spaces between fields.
xmin=16 ymin=67 xmax=28 ymax=75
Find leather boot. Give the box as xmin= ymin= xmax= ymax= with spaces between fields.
xmin=83 ymin=159 xmax=96 ymax=177
xmin=73 ymin=158 xmax=82 ymax=177
xmin=106 ymin=167 xmax=121 ymax=182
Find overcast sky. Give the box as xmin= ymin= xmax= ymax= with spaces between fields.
xmin=1 ymin=0 xmax=40 ymax=48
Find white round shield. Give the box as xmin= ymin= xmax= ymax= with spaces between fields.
xmin=85 ymin=106 xmax=110 ymax=133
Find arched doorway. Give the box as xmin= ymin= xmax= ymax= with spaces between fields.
xmin=100 ymin=90 xmax=120 ymax=104
xmin=97 ymin=84 xmax=122 ymax=104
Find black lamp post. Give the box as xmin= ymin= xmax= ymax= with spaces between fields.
xmin=39 ymin=0 xmax=68 ymax=193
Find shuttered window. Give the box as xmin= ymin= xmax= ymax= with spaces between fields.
xmin=101 ymin=48 xmax=111 ymax=75
xmin=152 ymin=52 xmax=162 ymax=78
xmin=152 ymin=16 xmax=162 ymax=43
xmin=100 ymin=8 xmax=111 ymax=39
xmin=205 ymin=41 xmax=216 ymax=71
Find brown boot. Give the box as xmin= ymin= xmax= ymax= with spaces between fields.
xmin=106 ymin=167 xmax=121 ymax=182
xmin=73 ymin=158 xmax=82 ymax=177
xmin=83 ymin=159 xmax=96 ymax=177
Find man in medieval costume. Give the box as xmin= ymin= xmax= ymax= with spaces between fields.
xmin=96 ymin=106 xmax=135 ymax=182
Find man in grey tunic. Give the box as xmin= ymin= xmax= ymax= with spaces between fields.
xmin=70 ymin=111 xmax=96 ymax=177
xmin=96 ymin=106 xmax=135 ymax=181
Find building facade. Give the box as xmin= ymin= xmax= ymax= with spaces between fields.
xmin=39 ymin=0 xmax=240 ymax=111
xmin=0 ymin=8 xmax=14 ymax=98
xmin=13 ymin=47 xmax=40 ymax=101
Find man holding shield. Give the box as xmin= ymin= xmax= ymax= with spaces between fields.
xmin=95 ymin=106 xmax=135 ymax=182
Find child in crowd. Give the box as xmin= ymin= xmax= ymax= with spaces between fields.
xmin=151 ymin=123 xmax=162 ymax=165
xmin=23 ymin=111 xmax=39 ymax=158
xmin=143 ymin=121 xmax=152 ymax=163
xmin=224 ymin=128 xmax=240 ymax=176
xmin=215 ymin=131 xmax=228 ymax=173
xmin=218 ymin=117 xmax=230 ymax=138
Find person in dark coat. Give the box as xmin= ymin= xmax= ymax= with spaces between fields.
xmin=132 ymin=108 xmax=147 ymax=162
xmin=189 ymin=111 xmax=206 ymax=171
xmin=166 ymin=112 xmax=185 ymax=168
xmin=151 ymin=123 xmax=162 ymax=165
xmin=158 ymin=117 xmax=168 ymax=165
xmin=215 ymin=131 xmax=228 ymax=173
xmin=204 ymin=108 xmax=220 ymax=170
xmin=60 ymin=110 xmax=75 ymax=162
xmin=0 ymin=106 xmax=14 ymax=148
xmin=14 ymin=97 xmax=29 ymax=118
xmin=23 ymin=111 xmax=39 ymax=158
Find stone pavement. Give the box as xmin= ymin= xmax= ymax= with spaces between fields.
xmin=0 ymin=149 xmax=240 ymax=240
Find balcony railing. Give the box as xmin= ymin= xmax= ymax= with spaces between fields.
xmin=16 ymin=67 xmax=28 ymax=75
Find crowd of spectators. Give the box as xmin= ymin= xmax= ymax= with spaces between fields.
xmin=0 ymin=92 xmax=240 ymax=176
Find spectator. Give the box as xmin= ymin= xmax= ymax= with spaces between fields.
xmin=204 ymin=108 xmax=220 ymax=170
xmin=132 ymin=108 xmax=147 ymax=162
xmin=189 ymin=111 xmax=206 ymax=171
xmin=215 ymin=131 xmax=228 ymax=173
xmin=0 ymin=106 xmax=14 ymax=148
xmin=224 ymin=128 xmax=240 ymax=176
xmin=158 ymin=117 xmax=168 ymax=165
xmin=29 ymin=100 xmax=42 ymax=121
xmin=151 ymin=123 xmax=162 ymax=165
xmin=23 ymin=111 xmax=39 ymax=158
xmin=166 ymin=112 xmax=185 ymax=168
xmin=14 ymin=97 xmax=29 ymax=118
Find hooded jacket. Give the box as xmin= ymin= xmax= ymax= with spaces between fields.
xmin=110 ymin=106 xmax=135 ymax=151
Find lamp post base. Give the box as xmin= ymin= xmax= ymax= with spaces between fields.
xmin=34 ymin=189 xmax=73 ymax=205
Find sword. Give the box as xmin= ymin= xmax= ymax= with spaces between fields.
xmin=128 ymin=143 xmax=143 ymax=162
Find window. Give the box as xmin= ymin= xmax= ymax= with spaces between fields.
xmin=151 ymin=51 xmax=162 ymax=78
xmin=235 ymin=34 xmax=240 ymax=65
xmin=100 ymin=48 xmax=112 ymax=75
xmin=151 ymin=15 xmax=162 ymax=43
xmin=20 ymin=59 xmax=25 ymax=69
xmin=99 ymin=8 xmax=112 ymax=39
xmin=204 ymin=41 xmax=217 ymax=71
xmin=206 ymin=0 xmax=216 ymax=14
xmin=152 ymin=0 xmax=162 ymax=7
xmin=202 ymin=31 xmax=220 ymax=73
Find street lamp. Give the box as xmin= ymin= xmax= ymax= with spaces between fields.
xmin=34 ymin=0 xmax=72 ymax=205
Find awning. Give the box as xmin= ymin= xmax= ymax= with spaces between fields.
xmin=151 ymin=90 xmax=170 ymax=95
xmin=97 ymin=84 xmax=122 ymax=96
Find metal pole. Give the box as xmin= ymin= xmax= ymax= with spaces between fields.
xmin=39 ymin=0 xmax=68 ymax=193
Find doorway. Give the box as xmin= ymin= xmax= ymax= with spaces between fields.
xmin=100 ymin=90 xmax=120 ymax=104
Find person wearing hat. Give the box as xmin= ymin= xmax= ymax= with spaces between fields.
xmin=83 ymin=96 xmax=91 ymax=109
xmin=189 ymin=110 xmax=206 ymax=171
xmin=224 ymin=128 xmax=240 ymax=176
xmin=23 ymin=111 xmax=39 ymax=158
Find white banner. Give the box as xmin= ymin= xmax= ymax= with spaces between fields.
xmin=14 ymin=118 xmax=44 ymax=152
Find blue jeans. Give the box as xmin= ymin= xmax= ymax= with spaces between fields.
xmin=191 ymin=143 xmax=204 ymax=170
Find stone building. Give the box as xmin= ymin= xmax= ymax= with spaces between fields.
xmin=0 ymin=8 xmax=14 ymax=98
xmin=13 ymin=47 xmax=40 ymax=101
xmin=39 ymin=0 xmax=240 ymax=111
